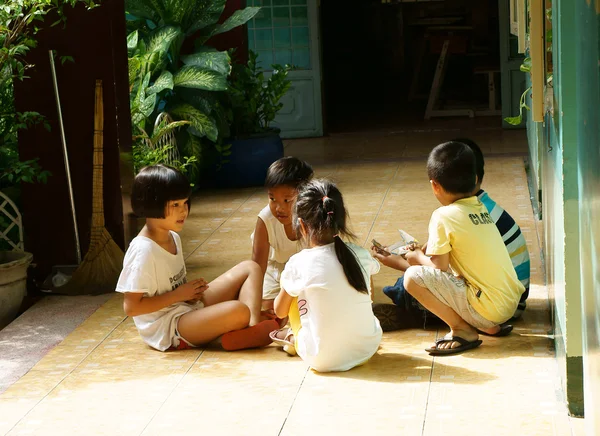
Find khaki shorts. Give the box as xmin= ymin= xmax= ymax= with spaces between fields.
xmin=408 ymin=266 xmax=497 ymax=330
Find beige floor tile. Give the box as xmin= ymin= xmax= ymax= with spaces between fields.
xmin=0 ymin=397 xmax=39 ymax=435
xmin=141 ymin=348 xmax=308 ymax=436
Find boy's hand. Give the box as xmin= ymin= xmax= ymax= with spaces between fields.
xmin=405 ymin=248 xmax=424 ymax=265
xmin=176 ymin=279 xmax=209 ymax=303
xmin=372 ymin=249 xmax=403 ymax=269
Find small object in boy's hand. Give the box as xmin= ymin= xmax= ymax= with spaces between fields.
xmin=371 ymin=239 xmax=391 ymax=256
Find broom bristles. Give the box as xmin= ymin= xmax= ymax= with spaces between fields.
xmin=53 ymin=228 xmax=124 ymax=295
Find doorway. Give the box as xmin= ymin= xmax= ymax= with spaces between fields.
xmin=320 ymin=0 xmax=503 ymax=134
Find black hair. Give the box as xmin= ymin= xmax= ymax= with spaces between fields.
xmin=427 ymin=141 xmax=477 ymax=195
xmin=293 ymin=179 xmax=368 ymax=293
xmin=452 ymin=138 xmax=485 ymax=184
xmin=265 ymin=156 xmax=314 ymax=189
xmin=131 ymin=164 xmax=192 ymax=218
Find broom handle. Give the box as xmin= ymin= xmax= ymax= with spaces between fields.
xmin=49 ymin=50 xmax=82 ymax=264
xmin=91 ymin=79 xmax=105 ymax=237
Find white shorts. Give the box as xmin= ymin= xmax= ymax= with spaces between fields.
xmin=262 ymin=260 xmax=286 ymax=300
xmin=408 ymin=266 xmax=497 ymax=330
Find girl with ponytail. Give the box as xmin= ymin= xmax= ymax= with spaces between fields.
xmin=271 ymin=179 xmax=382 ymax=372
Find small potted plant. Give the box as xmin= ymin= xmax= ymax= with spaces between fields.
xmin=213 ymin=51 xmax=292 ymax=188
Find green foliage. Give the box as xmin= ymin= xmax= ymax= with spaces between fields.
xmin=125 ymin=0 xmax=259 ymax=179
xmin=0 ymin=1 xmax=97 ymax=194
xmin=504 ymin=2 xmax=553 ymax=126
xmin=227 ymin=50 xmax=292 ymax=137
xmin=504 ymin=86 xmax=532 ymax=126
xmin=132 ymin=142 xmax=197 ymax=176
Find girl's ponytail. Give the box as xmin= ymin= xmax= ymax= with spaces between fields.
xmin=333 ymin=236 xmax=368 ymax=293
xmin=295 ymin=179 xmax=368 ymax=294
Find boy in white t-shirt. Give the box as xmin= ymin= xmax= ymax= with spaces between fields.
xmin=251 ymin=157 xmax=314 ymax=313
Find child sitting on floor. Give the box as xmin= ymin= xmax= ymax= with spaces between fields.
xmin=251 ymin=157 xmax=314 ymax=314
xmin=116 ymin=164 xmax=278 ymax=352
xmin=373 ymin=138 xmax=530 ymax=330
xmin=387 ymin=142 xmax=524 ymax=355
xmin=271 ymin=179 xmax=382 ymax=372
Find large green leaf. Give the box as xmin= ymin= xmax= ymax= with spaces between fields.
xmin=146 ymin=25 xmax=182 ymax=54
xmin=127 ymin=30 xmax=139 ymax=54
xmin=185 ymin=0 xmax=226 ymax=35
xmin=173 ymin=65 xmax=227 ymax=91
xmin=181 ymin=48 xmax=231 ymax=75
xmin=145 ymin=26 xmax=182 ymax=76
xmin=140 ymin=93 xmax=157 ymax=117
xmin=146 ymin=70 xmax=174 ymax=95
xmin=207 ymin=7 xmax=260 ymax=38
xmin=169 ymin=104 xmax=218 ymax=142
xmin=128 ymin=56 xmax=142 ymax=88
xmin=125 ymin=0 xmax=161 ymax=22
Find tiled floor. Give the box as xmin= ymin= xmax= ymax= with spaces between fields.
xmin=0 ymin=126 xmax=581 ymax=435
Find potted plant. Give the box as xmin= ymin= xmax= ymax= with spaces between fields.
xmin=212 ymin=50 xmax=292 ymax=188
xmin=125 ymin=0 xmax=260 ymax=184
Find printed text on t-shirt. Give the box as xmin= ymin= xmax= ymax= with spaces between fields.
xmin=169 ymin=267 xmax=187 ymax=291
xmin=469 ymin=213 xmax=493 ymax=225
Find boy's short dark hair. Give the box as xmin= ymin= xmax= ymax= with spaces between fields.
xmin=131 ymin=164 xmax=192 ymax=218
xmin=427 ymin=141 xmax=477 ymax=195
xmin=265 ymin=156 xmax=314 ymax=189
xmin=452 ymin=138 xmax=485 ymax=183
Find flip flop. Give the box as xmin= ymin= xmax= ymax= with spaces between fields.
xmin=426 ymin=335 xmax=483 ymax=356
xmin=476 ymin=324 xmax=513 ymax=337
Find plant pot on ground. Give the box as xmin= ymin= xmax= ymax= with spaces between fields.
xmin=210 ymin=51 xmax=291 ymax=189
xmin=0 ymin=251 xmax=33 ymax=329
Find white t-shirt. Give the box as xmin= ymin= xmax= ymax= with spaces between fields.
xmin=280 ymin=242 xmax=382 ymax=372
xmin=116 ymin=231 xmax=199 ymax=351
xmin=251 ymin=205 xmax=300 ymax=264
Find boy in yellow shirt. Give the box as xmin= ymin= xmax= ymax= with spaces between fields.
xmin=402 ymin=141 xmax=524 ymax=355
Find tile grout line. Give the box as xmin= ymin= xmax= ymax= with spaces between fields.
xmin=277 ymin=366 xmax=310 ymax=436
xmin=361 ymin=162 xmax=402 ymax=247
xmin=184 ymin=188 xmax=261 ymax=261
xmin=138 ymin=349 xmax=207 ymax=436
xmin=421 ymin=330 xmax=440 ymax=436
xmin=5 ymin=314 xmax=129 ymax=434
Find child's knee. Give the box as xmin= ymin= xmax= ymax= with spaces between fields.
xmin=403 ymin=267 xmax=421 ymax=293
xmin=230 ymin=301 xmax=251 ymax=329
xmin=240 ymin=259 xmax=261 ymax=275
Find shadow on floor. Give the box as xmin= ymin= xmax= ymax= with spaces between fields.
xmin=315 ymin=351 xmax=497 ymax=384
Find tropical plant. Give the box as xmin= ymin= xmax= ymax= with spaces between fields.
xmin=227 ymin=50 xmax=292 ymax=137
xmin=0 ymin=0 xmax=98 ymax=197
xmin=130 ymin=113 xmax=197 ymax=175
xmin=125 ymin=0 xmax=259 ymax=180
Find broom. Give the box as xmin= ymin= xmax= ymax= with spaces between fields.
xmin=55 ymin=80 xmax=124 ymax=295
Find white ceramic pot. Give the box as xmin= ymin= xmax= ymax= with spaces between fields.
xmin=0 ymin=251 xmax=33 ymax=329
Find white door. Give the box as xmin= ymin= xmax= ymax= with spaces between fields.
xmin=248 ymin=0 xmax=323 ymax=138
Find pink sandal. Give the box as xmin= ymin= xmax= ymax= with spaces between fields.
xmin=269 ymin=327 xmax=296 ymax=356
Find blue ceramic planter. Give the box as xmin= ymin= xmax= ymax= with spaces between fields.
xmin=214 ymin=131 xmax=284 ymax=188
